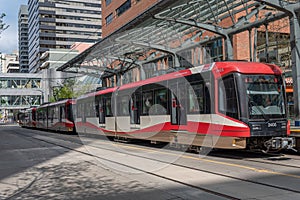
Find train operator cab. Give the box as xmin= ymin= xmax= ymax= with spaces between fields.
xmin=219 ymin=72 xmax=295 ymax=152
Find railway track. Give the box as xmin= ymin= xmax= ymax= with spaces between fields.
xmin=14 ymin=129 xmax=238 ymax=200
xmin=12 ymin=127 xmax=300 ymax=199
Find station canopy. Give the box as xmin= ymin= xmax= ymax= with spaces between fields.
xmin=57 ymin=0 xmax=300 ymax=80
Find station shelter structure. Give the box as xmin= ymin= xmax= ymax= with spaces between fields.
xmin=57 ymin=0 xmax=300 ymax=123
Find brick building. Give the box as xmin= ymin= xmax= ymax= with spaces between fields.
xmin=102 ymin=0 xmax=158 ymax=37
xmin=101 ymin=0 xmax=291 ymax=66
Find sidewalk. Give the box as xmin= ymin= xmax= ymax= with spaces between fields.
xmin=291 ymin=126 xmax=300 ymax=136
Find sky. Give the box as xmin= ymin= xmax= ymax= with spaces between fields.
xmin=0 ymin=0 xmax=28 ymax=54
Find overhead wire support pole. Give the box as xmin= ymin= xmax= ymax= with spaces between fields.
xmin=248 ymin=28 xmax=253 ymax=62
xmin=264 ymin=23 xmax=269 ymax=62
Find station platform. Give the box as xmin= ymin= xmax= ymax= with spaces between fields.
xmin=290 ymin=126 xmax=300 ymax=135
xmin=289 ymin=126 xmax=300 ymax=151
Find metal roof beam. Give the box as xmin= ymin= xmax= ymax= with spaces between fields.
xmin=130 ymin=41 xmax=181 ymax=68
xmin=153 ymin=16 xmax=233 ymax=60
xmin=255 ymin=0 xmax=298 ymax=15
xmin=76 ymin=64 xmax=104 ymax=72
xmin=234 ymin=4 xmax=266 ymax=27
xmin=257 ymin=0 xmax=300 ymax=120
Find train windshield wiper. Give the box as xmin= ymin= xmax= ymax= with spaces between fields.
xmin=247 ymin=92 xmax=269 ymax=121
xmin=249 ymin=100 xmax=269 ymax=121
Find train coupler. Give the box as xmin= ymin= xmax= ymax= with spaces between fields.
xmin=264 ymin=137 xmax=297 ymax=153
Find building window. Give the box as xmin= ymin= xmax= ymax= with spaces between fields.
xmin=116 ymin=0 xmax=131 ymax=16
xmin=105 ymin=13 xmax=113 ymax=25
xmin=106 ymin=0 xmax=112 ymax=6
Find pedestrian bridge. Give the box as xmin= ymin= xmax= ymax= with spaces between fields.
xmin=0 ymin=73 xmax=43 ymax=110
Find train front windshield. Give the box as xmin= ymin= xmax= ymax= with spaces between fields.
xmin=245 ymin=75 xmax=286 ymax=119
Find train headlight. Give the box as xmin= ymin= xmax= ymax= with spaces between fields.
xmin=252 ymin=124 xmax=262 ymax=131
xmin=281 ymin=122 xmax=287 ymax=129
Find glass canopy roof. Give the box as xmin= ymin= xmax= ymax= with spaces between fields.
xmin=57 ymin=0 xmax=299 ymax=81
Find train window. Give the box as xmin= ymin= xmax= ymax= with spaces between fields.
xmin=95 ymin=99 xmax=100 ymax=118
xmin=77 ymin=102 xmax=84 ymax=118
xmin=85 ymin=100 xmax=95 ymax=117
xmin=154 ymin=89 xmax=168 ymax=115
xmin=97 ymin=98 xmax=105 ymax=123
xmin=118 ymin=95 xmax=130 ymax=116
xmin=218 ymin=75 xmax=239 ymax=119
xmin=105 ymin=97 xmax=113 ymax=117
xmin=60 ymin=106 xmax=65 ymax=120
xmin=245 ymin=75 xmax=286 ymax=118
xmin=32 ymin=110 xmax=36 ymax=121
xmin=54 ymin=107 xmax=58 ymax=119
xmin=188 ymin=83 xmax=203 ymax=113
xmin=49 ymin=107 xmax=54 ymax=122
xmin=142 ymin=91 xmax=153 ymax=115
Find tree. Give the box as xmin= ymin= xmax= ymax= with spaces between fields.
xmin=50 ymin=78 xmax=99 ymax=102
xmin=51 ymin=79 xmax=76 ymax=102
xmin=0 ymin=13 xmax=9 ymax=37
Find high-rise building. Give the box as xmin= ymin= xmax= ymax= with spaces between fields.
xmin=18 ymin=5 xmax=29 ymax=73
xmin=28 ymin=0 xmax=102 ymax=73
xmin=0 ymin=52 xmax=19 ymax=73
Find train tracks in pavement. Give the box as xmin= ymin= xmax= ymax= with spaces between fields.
xmin=12 ymin=126 xmax=300 ymax=199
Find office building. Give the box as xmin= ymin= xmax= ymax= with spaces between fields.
xmin=28 ymin=0 xmax=102 ymax=73
xmin=0 ymin=52 xmax=19 ymax=73
xmin=18 ymin=5 xmax=29 ymax=73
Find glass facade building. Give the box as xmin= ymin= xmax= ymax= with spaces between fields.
xmin=18 ymin=5 xmax=29 ymax=73
xmin=27 ymin=0 xmax=102 ymax=72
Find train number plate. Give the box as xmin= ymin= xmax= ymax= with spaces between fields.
xmin=267 ymin=122 xmax=277 ymax=128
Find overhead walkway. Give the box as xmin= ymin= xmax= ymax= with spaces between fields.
xmin=0 ymin=73 xmax=43 ymax=110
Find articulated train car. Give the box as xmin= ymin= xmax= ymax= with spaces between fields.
xmin=20 ymin=99 xmax=75 ymax=133
xmin=75 ymin=61 xmax=295 ymax=152
xmin=18 ymin=107 xmax=37 ymax=128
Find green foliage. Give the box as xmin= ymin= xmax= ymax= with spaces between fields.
xmin=50 ymin=78 xmax=98 ymax=102
xmin=52 ymin=79 xmax=76 ymax=102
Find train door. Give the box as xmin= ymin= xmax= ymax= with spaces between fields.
xmin=170 ymin=83 xmax=187 ymax=125
xmin=130 ymin=93 xmax=141 ymax=125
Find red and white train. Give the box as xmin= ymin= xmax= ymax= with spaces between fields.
xmin=18 ymin=107 xmax=37 ymax=128
xmin=19 ymin=99 xmax=75 ymax=133
xmin=74 ymin=61 xmax=295 ymax=151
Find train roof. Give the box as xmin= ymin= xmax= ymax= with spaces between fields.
xmin=77 ymin=61 xmax=282 ymax=99
xmin=211 ymin=61 xmax=282 ymax=78
xmin=38 ymin=99 xmax=75 ymax=108
xmin=119 ymin=61 xmax=281 ymax=90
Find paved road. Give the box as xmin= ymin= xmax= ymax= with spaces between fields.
xmin=0 ymin=125 xmax=222 ymax=200
xmin=1 ymin=125 xmax=300 ymax=200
